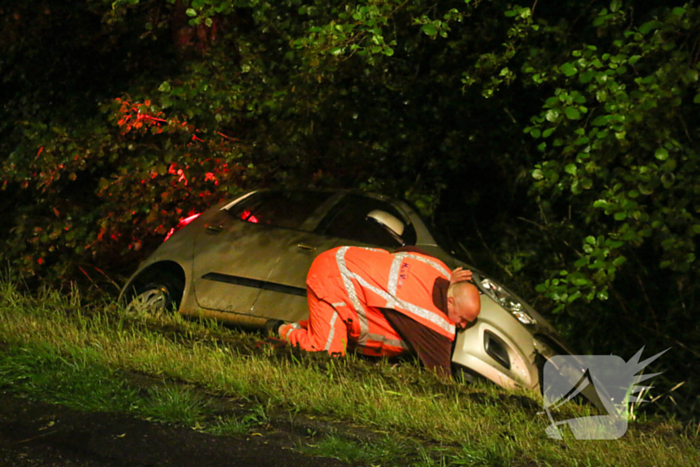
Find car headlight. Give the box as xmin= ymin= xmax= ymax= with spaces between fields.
xmin=480 ymin=278 xmax=537 ymax=325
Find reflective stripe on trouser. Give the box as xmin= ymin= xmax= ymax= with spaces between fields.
xmin=356 ymin=332 xmax=410 ymax=357
xmin=280 ymin=287 xmax=410 ymax=357
xmin=279 ymin=322 xmax=301 ymax=340
xmin=280 ymin=287 xmax=349 ymax=355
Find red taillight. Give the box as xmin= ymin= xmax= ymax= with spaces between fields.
xmin=164 ymin=213 xmax=201 ymax=242
xmin=240 ymin=210 xmax=259 ymax=223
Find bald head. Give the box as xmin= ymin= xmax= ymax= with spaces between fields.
xmin=446 ymin=281 xmax=481 ymax=329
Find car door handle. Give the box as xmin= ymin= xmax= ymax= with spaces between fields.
xmin=297 ymin=243 xmax=316 ymax=251
xmin=206 ymin=224 xmax=224 ymax=233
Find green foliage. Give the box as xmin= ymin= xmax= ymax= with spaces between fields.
xmin=2 ymin=95 xmax=253 ymax=285
xmin=521 ymin=3 xmax=700 ymax=309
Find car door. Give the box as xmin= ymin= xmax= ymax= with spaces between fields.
xmin=191 ymin=190 xmax=332 ymax=315
xmin=249 ymin=194 xmax=343 ymax=321
xmin=253 ymin=194 xmax=417 ymax=321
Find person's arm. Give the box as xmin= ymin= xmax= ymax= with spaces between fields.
xmin=450 ymin=266 xmax=473 ymax=285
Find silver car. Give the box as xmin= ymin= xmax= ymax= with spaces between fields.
xmin=120 ymin=189 xmax=574 ymax=392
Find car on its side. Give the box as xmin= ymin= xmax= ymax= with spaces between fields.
xmin=120 ymin=189 xmax=575 ymax=392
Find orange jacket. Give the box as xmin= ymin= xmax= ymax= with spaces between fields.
xmin=280 ymin=246 xmax=454 ymax=356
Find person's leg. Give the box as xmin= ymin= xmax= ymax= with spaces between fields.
xmin=279 ymin=288 xmax=349 ymax=355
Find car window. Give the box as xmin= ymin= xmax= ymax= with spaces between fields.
xmin=316 ymin=194 xmax=416 ymax=247
xmin=227 ymin=191 xmax=331 ymax=231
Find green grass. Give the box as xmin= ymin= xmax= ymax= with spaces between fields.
xmin=300 ymin=435 xmax=430 ymax=465
xmin=0 ymin=278 xmax=698 ymax=466
xmin=0 ymin=344 xmax=141 ymax=413
xmin=141 ymin=385 xmax=213 ymax=425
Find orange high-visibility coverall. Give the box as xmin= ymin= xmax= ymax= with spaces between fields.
xmin=278 ymin=246 xmax=455 ymax=357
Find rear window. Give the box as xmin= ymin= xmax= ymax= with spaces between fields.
xmin=227 ymin=191 xmax=330 ymax=231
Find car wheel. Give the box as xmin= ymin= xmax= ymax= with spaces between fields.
xmin=126 ymin=276 xmax=184 ymax=315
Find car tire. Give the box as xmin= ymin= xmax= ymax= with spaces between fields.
xmin=126 ymin=275 xmax=184 ymax=315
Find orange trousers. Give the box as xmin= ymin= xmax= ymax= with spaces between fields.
xmin=279 ymin=287 xmax=350 ymax=356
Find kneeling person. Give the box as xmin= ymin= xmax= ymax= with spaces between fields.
xmin=269 ymin=246 xmax=480 ymax=377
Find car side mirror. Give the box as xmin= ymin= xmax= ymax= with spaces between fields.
xmin=366 ymin=210 xmax=405 ymax=245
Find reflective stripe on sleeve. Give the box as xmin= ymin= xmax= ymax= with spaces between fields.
xmin=351 ymin=271 xmax=455 ymax=335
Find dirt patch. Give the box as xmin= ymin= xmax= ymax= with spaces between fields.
xmin=0 ymin=391 xmax=352 ymax=467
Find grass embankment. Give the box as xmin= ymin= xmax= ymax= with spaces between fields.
xmin=0 ymin=280 xmax=697 ymax=466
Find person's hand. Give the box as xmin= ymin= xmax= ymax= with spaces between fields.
xmin=450 ymin=267 xmax=473 ymax=286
